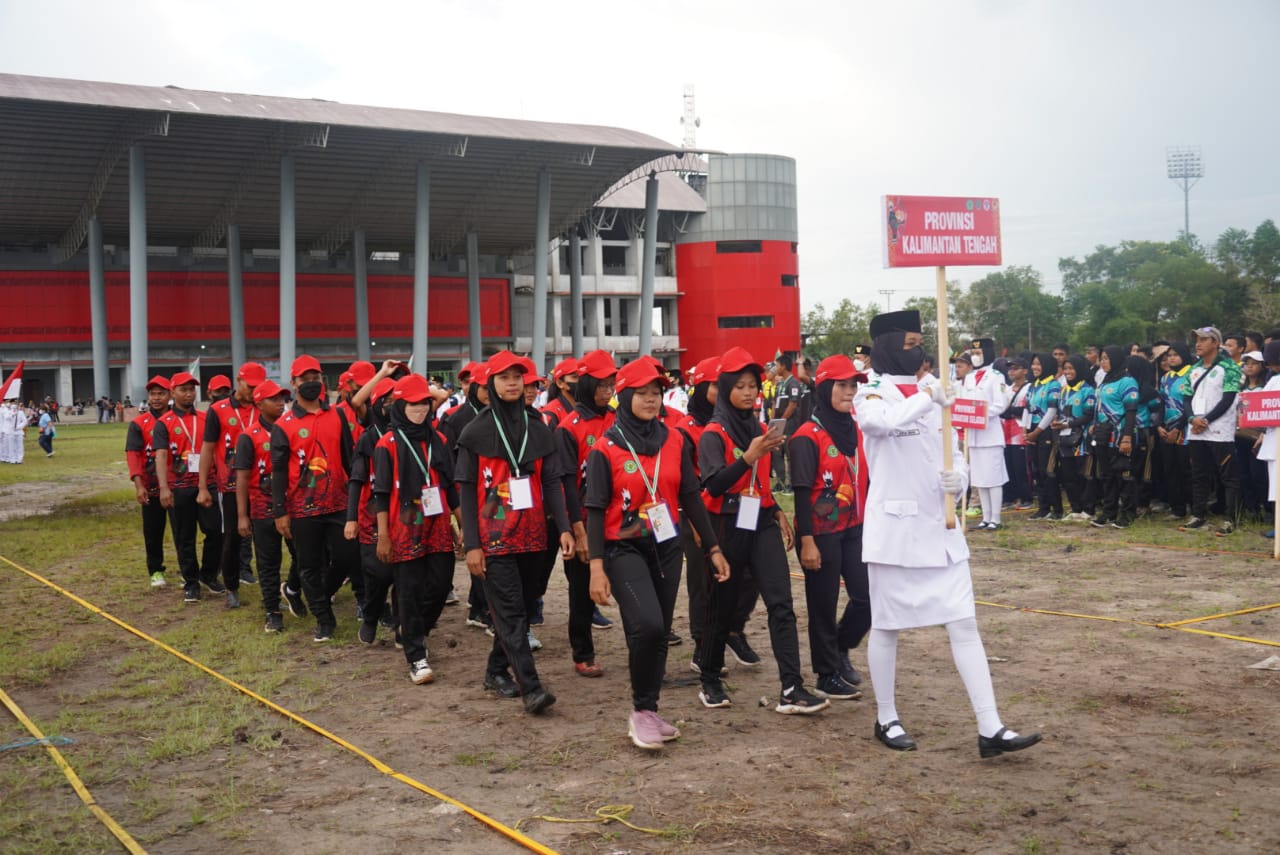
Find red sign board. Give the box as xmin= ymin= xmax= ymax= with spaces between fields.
xmin=1239 ymin=390 xmax=1280 ymax=428
xmin=883 ymin=195 xmax=1002 ymax=268
xmin=951 ymin=398 xmax=988 ymax=429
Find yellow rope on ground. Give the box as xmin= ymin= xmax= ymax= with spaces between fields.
xmin=974 ymin=600 xmax=1160 ymax=627
xmin=0 ymin=553 xmax=561 ymax=855
xmin=0 ymin=684 xmax=147 ymax=855
xmin=1165 ymin=626 xmax=1280 ymax=648
xmin=1156 ymin=602 xmax=1280 ymax=627
xmin=516 ymin=803 xmax=685 ymax=836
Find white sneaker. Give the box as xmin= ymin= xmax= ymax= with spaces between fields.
xmin=527 ymin=631 xmax=543 ymax=651
xmin=409 ymin=659 xmax=434 ymax=684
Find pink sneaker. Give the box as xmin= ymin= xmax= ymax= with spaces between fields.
xmin=647 ymin=710 xmax=680 ymax=742
xmin=628 ymin=711 xmax=664 ymax=750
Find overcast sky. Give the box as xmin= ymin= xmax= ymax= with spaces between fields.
xmin=3 ymin=0 xmax=1277 ymax=314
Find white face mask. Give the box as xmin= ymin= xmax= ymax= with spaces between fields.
xmin=970 ymin=352 xmax=984 ymax=368
xmin=853 ymin=358 xmax=867 ymax=372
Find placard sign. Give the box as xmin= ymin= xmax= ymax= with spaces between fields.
xmin=950 ymin=398 xmax=988 ymax=429
xmin=883 ymin=195 xmax=1002 ymax=268
xmin=1239 ymin=390 xmax=1280 ymax=428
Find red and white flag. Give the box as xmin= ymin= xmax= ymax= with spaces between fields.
xmin=0 ymin=361 xmax=24 ymax=401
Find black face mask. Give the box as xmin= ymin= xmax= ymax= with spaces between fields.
xmin=297 ymin=381 xmax=323 ymax=402
xmin=564 ymin=381 xmax=579 ymax=400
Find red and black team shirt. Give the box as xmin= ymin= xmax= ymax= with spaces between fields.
xmin=470 ymin=453 xmax=547 ymax=555
xmin=372 ymin=431 xmax=455 ymax=562
xmin=336 ymin=398 xmax=364 ymax=445
xmin=792 ymin=422 xmax=867 ymax=536
xmin=674 ymin=415 xmax=706 ymax=476
xmin=125 ymin=407 xmax=166 ymax=495
xmin=558 ymin=410 xmax=615 ymax=519
xmin=151 ymin=406 xmax=205 ymax=490
xmin=699 ymin=421 xmax=775 ymax=515
xmin=204 ymin=397 xmax=256 ymax=493
xmin=269 ymin=401 xmax=353 ymax=518
xmin=540 ymin=397 xmax=570 ymax=430
xmin=586 ymin=428 xmax=688 ymax=541
xmin=349 ymin=427 xmax=384 ymax=546
xmin=233 ymin=421 xmax=276 ymax=520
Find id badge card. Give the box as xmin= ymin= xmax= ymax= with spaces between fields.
xmin=508 ymin=476 xmax=534 ymax=510
xmin=646 ymin=501 xmax=677 ymax=543
xmin=1058 ymin=428 xmax=1073 ymax=437
xmin=735 ymin=493 xmax=761 ymax=530
xmin=421 ymin=485 xmax=444 ymax=516
xmin=186 ymin=451 xmax=201 ymax=472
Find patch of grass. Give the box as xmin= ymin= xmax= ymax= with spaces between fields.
xmin=455 ymin=750 xmax=495 ymax=767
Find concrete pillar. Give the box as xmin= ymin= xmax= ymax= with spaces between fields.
xmin=353 ymin=227 xmax=370 ymax=362
xmin=118 ymin=367 xmax=130 ymax=404
xmin=586 ymin=232 xmax=603 ymax=277
xmin=57 ymin=364 xmax=74 ymax=408
xmin=88 ymin=216 xmax=109 ymax=397
xmin=128 ymin=145 xmax=149 ymax=402
xmin=466 ymin=230 xmax=482 ymax=362
xmin=531 ymin=169 xmax=551 ymax=372
xmin=227 ymin=224 xmax=246 ymax=370
xmin=413 ymin=162 xmax=430 ymax=374
xmin=569 ymin=230 xmax=584 ymax=359
xmin=279 ymin=154 xmax=296 ymax=383
xmin=638 ymin=173 xmax=659 ymax=356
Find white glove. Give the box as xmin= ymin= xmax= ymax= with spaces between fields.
xmin=929 ymin=383 xmax=956 ymax=408
xmin=939 ymin=469 xmax=965 ymax=494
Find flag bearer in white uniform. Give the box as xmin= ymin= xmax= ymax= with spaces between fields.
xmin=963 ymin=337 xmax=1012 ymax=530
xmin=854 ymin=310 xmax=1042 ymax=758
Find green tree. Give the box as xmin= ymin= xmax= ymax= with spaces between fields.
xmin=801 ymin=299 xmax=878 ymax=360
xmin=954 ymin=266 xmax=1066 ymax=354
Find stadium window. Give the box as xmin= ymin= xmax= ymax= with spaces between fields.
xmin=715 ymin=240 xmax=762 ymax=254
xmin=781 ymin=274 xmax=798 ymax=287
xmin=717 ymin=315 xmax=775 ymax=329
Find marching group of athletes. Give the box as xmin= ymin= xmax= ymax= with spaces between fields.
xmin=124 ymin=307 xmax=1045 ymax=756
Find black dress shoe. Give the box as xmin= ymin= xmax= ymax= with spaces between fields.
xmin=979 ymin=727 xmax=1042 ymax=758
xmin=483 ymin=672 xmax=520 ymax=698
xmin=874 ymin=719 xmax=917 ymax=751
xmin=522 ymin=687 xmax=557 ymax=715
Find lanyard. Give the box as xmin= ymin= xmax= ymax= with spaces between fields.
xmin=241 ymin=402 xmax=254 ymax=431
xmin=614 ymin=424 xmax=661 ymax=503
xmin=493 ymin=411 xmax=529 ymax=472
xmin=396 ymin=430 xmax=433 ymax=486
xmin=812 ymin=416 xmax=859 ymax=485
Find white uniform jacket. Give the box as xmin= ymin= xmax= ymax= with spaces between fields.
xmin=855 ymin=374 xmax=969 ymax=568
xmin=962 ymin=367 xmax=1012 ymax=448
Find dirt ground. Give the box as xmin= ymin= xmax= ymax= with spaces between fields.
xmin=3 ymin=479 xmax=1280 ymax=853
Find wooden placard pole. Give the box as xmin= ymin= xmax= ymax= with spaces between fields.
xmin=936 ymin=264 xmax=956 ymax=529
xmin=1273 ymin=430 xmax=1279 ymax=560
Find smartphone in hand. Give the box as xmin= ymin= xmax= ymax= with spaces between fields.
xmin=768 ymin=418 xmax=787 ymax=435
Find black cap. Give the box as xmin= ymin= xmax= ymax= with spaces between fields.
xmin=869 ymin=310 xmax=922 ymax=339
xmin=971 ymin=337 xmax=994 ymax=350
xmin=853 ymin=344 xmax=871 ymax=357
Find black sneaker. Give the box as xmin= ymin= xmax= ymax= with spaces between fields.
xmin=1111 ymin=520 xmax=1130 ymax=530
xmin=354 ymin=603 xmax=365 ymax=622
xmin=483 ymin=672 xmax=521 ymax=698
xmin=1090 ymin=517 xmax=1112 ymax=528
xmin=698 ymin=681 xmax=732 ymax=709
xmin=666 ymin=630 xmax=683 ymax=647
xmin=1179 ymin=516 xmax=1207 ymax=531
xmin=726 ymin=632 xmax=762 ymax=666
xmin=202 ymin=577 xmax=227 ymax=595
xmin=776 ymin=685 xmax=831 ymax=715
xmin=815 ymin=673 xmax=863 ymax=700
xmin=358 ymin=621 xmax=376 ymax=645
xmin=225 ymin=590 xmax=240 ymax=609
xmin=1214 ymin=520 xmax=1235 ymax=537
xmin=281 ymin=583 xmax=307 ymax=617
xmin=264 ymin=612 xmax=284 ymax=633
xmin=838 ymin=649 xmax=863 ymax=685
xmin=313 ymin=624 xmax=335 ymax=643
xmin=239 ymin=567 xmax=258 ymax=585
xmin=183 ymin=582 xmax=201 ymax=604
xmin=378 ymin=606 xmax=396 ymax=629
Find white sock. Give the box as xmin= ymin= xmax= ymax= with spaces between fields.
xmin=989 ymin=486 xmax=1003 ymax=524
xmin=868 ymin=628 xmax=902 ymax=736
xmin=978 ymin=487 xmax=992 ymax=523
xmin=945 ymin=617 xmax=1008 ymax=738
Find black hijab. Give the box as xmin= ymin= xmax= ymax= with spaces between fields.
xmin=1168 ymin=342 xmax=1193 ymax=370
xmin=574 ymin=374 xmax=611 ymax=420
xmin=870 ymin=331 xmax=924 ymax=376
xmin=712 ymin=368 xmax=763 ymax=452
xmin=456 ymin=376 xmax=556 ymax=470
xmin=1029 ymin=352 xmax=1055 ymax=384
xmin=1064 ymin=354 xmax=1094 ymax=387
xmin=446 ymin=379 xmax=487 ymax=440
xmin=991 ymin=357 xmax=1011 ymax=385
xmin=687 ymin=381 xmax=714 ymax=425
xmin=389 ymin=398 xmax=452 ymax=500
xmin=1124 ymin=355 xmax=1160 ymax=404
xmin=1101 ymin=346 xmax=1127 ymax=384
xmin=813 ymin=379 xmax=859 ymax=456
xmin=607 ymin=387 xmax=668 ymax=456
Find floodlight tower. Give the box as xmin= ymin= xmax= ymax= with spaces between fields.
xmin=1166 ymin=145 xmax=1203 ymax=240
xmin=680 ymin=84 xmax=700 ymax=149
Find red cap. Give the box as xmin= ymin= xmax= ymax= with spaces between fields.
xmin=458 ymin=361 xmax=479 ymax=381
xmin=518 ymin=357 xmax=541 ymax=385
xmin=338 ymin=371 xmax=353 ymax=386
xmin=815 ymin=354 xmax=865 ymax=383
xmin=169 ymin=371 xmax=198 ymax=388
xmin=691 ymin=356 xmax=720 ymax=386
xmin=371 ymin=377 xmax=396 ymax=403
xmin=551 ymin=358 xmax=579 ymax=381
xmin=146 ymin=375 xmax=172 ymax=391
xmin=252 ymin=380 xmax=289 ymax=403
xmin=208 ymin=374 xmax=232 ymax=391
xmin=471 ymin=362 xmax=491 ymax=384
xmin=392 ymin=374 xmax=432 ymax=403
xmin=578 ymin=349 xmax=617 ymax=379
xmin=718 ymin=347 xmax=763 ymax=375
xmin=485 ymin=350 xmax=523 ymax=378
xmin=237 ymin=362 xmax=268 ymax=386
xmin=290 ymin=355 xmax=322 ymax=378
xmin=347 ymin=360 xmax=376 ymax=386
xmin=615 ymin=358 xmax=672 ymax=392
